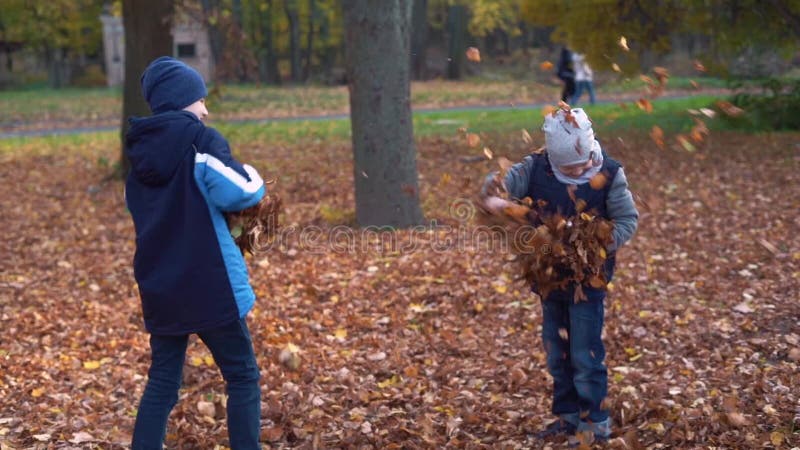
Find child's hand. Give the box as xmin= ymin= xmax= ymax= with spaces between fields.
xmin=483 ymin=196 xmax=512 ymax=214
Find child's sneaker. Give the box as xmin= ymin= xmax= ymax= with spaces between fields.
xmin=534 ymin=414 xmax=579 ymax=439
xmin=567 ymin=418 xmax=612 ymax=447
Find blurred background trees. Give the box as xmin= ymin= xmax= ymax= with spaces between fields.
xmin=2 ymin=0 xmax=796 ymax=90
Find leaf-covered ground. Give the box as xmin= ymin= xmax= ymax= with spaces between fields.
xmin=1 ymin=129 xmax=799 ymax=449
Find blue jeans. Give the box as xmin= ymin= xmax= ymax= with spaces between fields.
xmin=541 ymin=288 xmax=608 ymax=425
xmin=572 ymin=80 xmax=596 ymax=105
xmin=132 ymin=318 xmax=261 ymax=449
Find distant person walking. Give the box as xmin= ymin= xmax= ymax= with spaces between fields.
xmin=556 ymin=47 xmax=575 ymax=103
xmin=571 ymin=53 xmax=596 ymax=105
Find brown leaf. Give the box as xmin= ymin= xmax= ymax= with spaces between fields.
xmin=466 ymin=47 xmax=481 ymax=62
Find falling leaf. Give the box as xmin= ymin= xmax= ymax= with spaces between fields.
xmin=636 ymin=98 xmax=653 ymax=113
xmin=676 ymin=135 xmax=696 ymax=152
xmin=650 ymin=126 xmax=665 ymax=149
xmin=539 ymin=60 xmax=554 ymax=71
xmin=558 ymin=328 xmax=569 ymax=340
xmin=619 ymin=36 xmax=629 ymax=51
xmin=690 ymin=79 xmax=700 ymax=89
xmin=497 ymin=156 xmax=514 ymax=174
xmin=483 ymin=147 xmax=493 ymax=160
xmin=716 ymin=100 xmax=745 ymax=117
xmin=521 ymin=129 xmax=533 ymax=144
xmin=541 ymin=105 xmax=558 ymax=117
xmin=466 ymin=133 xmax=481 ymax=147
xmin=611 ymin=63 xmax=621 ymax=72
xmin=693 ymin=59 xmax=707 ymax=72
xmin=699 ymin=107 xmax=716 ymax=118
xmin=465 ymin=47 xmax=481 ymax=62
xmin=589 ymin=172 xmax=608 ymax=190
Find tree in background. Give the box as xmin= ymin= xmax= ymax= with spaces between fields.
xmin=342 ymin=0 xmax=424 ymax=227
xmin=1 ymin=0 xmax=104 ymax=87
xmin=119 ymin=0 xmax=174 ymax=175
xmin=521 ymin=0 xmax=800 ymax=76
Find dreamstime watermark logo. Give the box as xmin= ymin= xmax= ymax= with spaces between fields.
xmin=252 ymin=198 xmax=552 ymax=256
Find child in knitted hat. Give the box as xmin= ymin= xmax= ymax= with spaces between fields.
xmin=125 ymin=56 xmax=264 ymax=449
xmin=482 ymin=107 xmax=638 ymax=445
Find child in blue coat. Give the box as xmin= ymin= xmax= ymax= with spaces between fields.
xmin=483 ymin=108 xmax=638 ymax=445
xmin=125 ymin=56 xmax=264 ymax=449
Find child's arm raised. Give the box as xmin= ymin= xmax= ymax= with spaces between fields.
xmin=482 ymin=155 xmax=535 ymax=200
xmin=193 ymin=128 xmax=265 ymax=212
xmin=606 ymin=167 xmax=639 ymax=250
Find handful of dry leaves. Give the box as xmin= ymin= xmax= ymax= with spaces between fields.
xmin=225 ymin=189 xmax=282 ymax=255
xmin=476 ymin=158 xmax=614 ymax=302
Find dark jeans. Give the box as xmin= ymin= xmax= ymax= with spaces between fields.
xmin=132 ymin=318 xmax=261 ymax=450
xmin=572 ymin=80 xmax=596 ymax=105
xmin=541 ymin=288 xmax=608 ymax=424
xmin=560 ymin=78 xmax=576 ymax=102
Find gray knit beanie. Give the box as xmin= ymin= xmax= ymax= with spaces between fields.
xmin=543 ymin=108 xmax=597 ymax=167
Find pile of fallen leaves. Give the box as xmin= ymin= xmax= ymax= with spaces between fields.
xmin=477 ymin=123 xmax=615 ymax=300
xmin=225 ymin=189 xmax=282 ymax=255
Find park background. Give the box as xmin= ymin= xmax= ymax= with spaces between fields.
xmin=1 ymin=0 xmax=799 ymax=448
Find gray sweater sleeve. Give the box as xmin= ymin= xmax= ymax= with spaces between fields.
xmin=481 ymin=155 xmax=535 ymax=200
xmin=606 ymin=167 xmax=639 ymax=250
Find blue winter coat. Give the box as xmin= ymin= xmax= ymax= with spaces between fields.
xmin=125 ymin=111 xmax=265 ymax=335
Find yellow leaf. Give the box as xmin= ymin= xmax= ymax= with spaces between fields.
xmin=286 ymin=342 xmax=300 ymax=353
xmin=599 ymin=248 xmax=607 ymax=259
xmin=31 ymin=388 xmax=44 ymax=397
xmin=409 ymin=303 xmax=426 ymax=313
xmin=611 ymin=63 xmax=621 ymax=72
xmin=334 ymin=328 xmax=348 ymax=340
xmin=83 ymin=360 xmax=101 ymax=370
xmin=204 ymin=355 xmax=215 ymax=366
xmin=474 ymin=302 xmax=484 ymax=313
xmin=377 ymin=374 xmax=402 ymax=389
xmin=770 ymin=431 xmax=784 ymax=446
xmin=619 ymin=36 xmax=630 ymax=51
xmin=191 ymin=356 xmax=203 ymax=367
xmin=541 ymin=105 xmax=557 ymax=117
xmin=494 ymin=284 xmax=507 ymax=294
xmin=330 ymin=294 xmax=340 ymax=304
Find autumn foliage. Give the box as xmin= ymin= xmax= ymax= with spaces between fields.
xmin=225 ymin=190 xmax=282 ymax=255
xmin=477 ymin=147 xmax=615 ymax=300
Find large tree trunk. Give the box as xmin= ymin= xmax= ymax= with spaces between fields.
xmin=446 ymin=4 xmax=467 ymax=80
xmin=285 ymin=0 xmax=302 ymax=82
xmin=342 ymin=0 xmax=424 ymax=228
xmin=257 ymin=0 xmax=281 ymax=84
xmin=410 ymin=0 xmax=428 ymax=80
xmin=303 ymin=0 xmax=316 ymax=81
xmin=200 ymin=0 xmax=224 ymax=80
xmin=119 ymin=0 xmax=174 ymax=176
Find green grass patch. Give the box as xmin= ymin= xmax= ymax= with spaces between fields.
xmin=1 ymin=95 xmax=735 ymax=155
